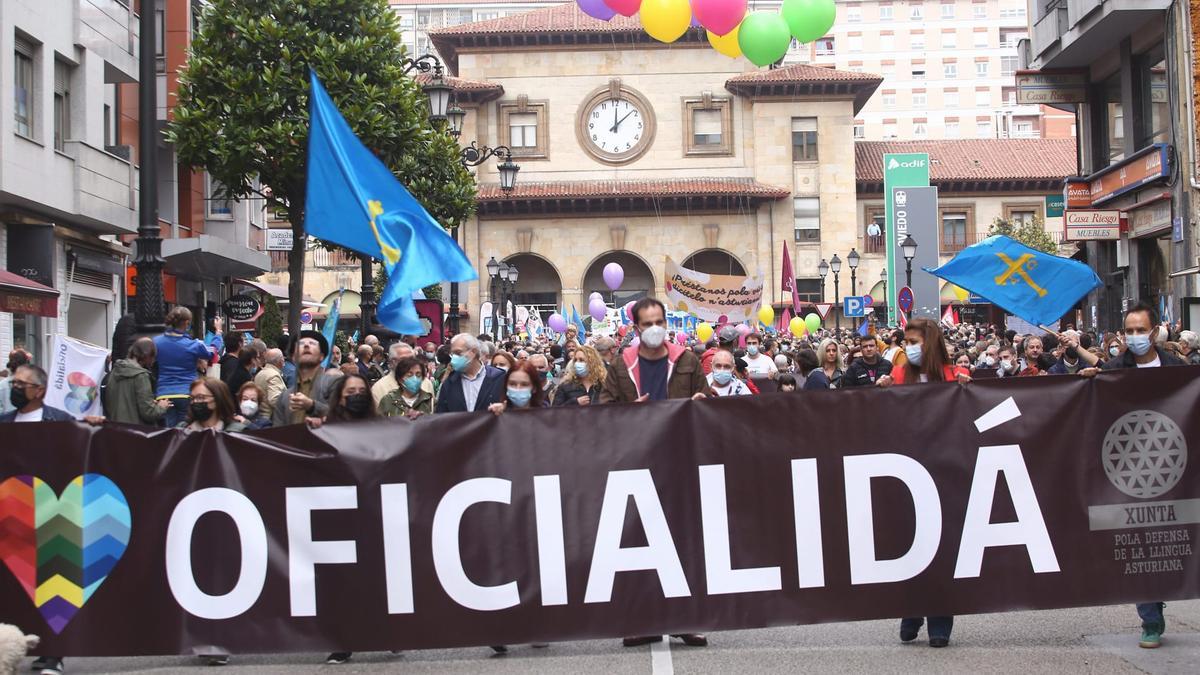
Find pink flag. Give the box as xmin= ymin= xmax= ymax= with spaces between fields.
xmin=941 ymin=304 xmax=958 ymax=327
xmin=781 ymin=243 xmax=801 ymax=315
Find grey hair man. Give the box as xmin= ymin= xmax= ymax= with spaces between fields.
xmin=434 ymin=333 xmax=507 ymax=413
xmin=253 ymin=348 xmax=287 ymax=408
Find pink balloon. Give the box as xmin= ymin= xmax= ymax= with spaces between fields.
xmin=603 ymin=262 xmax=625 ymax=290
xmin=735 ymin=323 xmax=752 ymax=335
xmin=675 ymin=331 xmax=688 ymax=345
xmin=691 ymin=0 xmax=746 ymax=36
xmin=603 ymin=0 xmax=641 ymax=17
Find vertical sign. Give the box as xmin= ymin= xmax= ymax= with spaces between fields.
xmin=890 ymin=186 xmax=941 ymax=319
xmin=883 ymin=153 xmax=930 ymax=324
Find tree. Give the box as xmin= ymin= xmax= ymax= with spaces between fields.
xmin=257 ymin=295 xmax=284 ymax=348
xmin=167 ymin=0 xmax=476 ymax=337
xmin=988 ymin=214 xmax=1058 ymax=254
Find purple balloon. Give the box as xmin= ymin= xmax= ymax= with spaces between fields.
xmin=589 ymin=298 xmax=607 ymax=321
xmin=603 ymin=262 xmax=625 ymax=290
xmin=589 ymin=291 xmax=604 ymax=303
xmin=690 ymin=14 xmax=702 ymax=27
xmin=548 ymin=313 xmax=568 ymax=333
xmin=577 ymin=0 xmax=617 ymax=20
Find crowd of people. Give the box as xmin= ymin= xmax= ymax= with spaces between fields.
xmin=0 ymin=297 xmax=1194 ymax=671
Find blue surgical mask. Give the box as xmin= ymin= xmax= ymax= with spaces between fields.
xmin=1109 ymin=346 xmax=1120 ymax=357
xmin=713 ymin=370 xmax=733 ymax=385
xmin=905 ymin=344 xmax=924 ymax=366
xmin=574 ymin=361 xmax=588 ymax=377
xmin=402 ymin=375 xmax=423 ymax=393
xmin=747 ymin=345 xmax=759 ymax=356
xmin=1126 ymin=333 xmax=1152 ymax=356
xmin=507 ymin=388 xmax=532 ymax=407
xmin=450 ymin=353 xmax=471 ymax=372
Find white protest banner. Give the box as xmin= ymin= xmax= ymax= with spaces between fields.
xmin=664 ymin=256 xmax=764 ymax=323
xmin=44 ymin=334 xmax=109 ymax=418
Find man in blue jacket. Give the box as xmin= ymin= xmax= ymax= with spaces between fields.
xmin=154 ymin=307 xmax=219 ymax=427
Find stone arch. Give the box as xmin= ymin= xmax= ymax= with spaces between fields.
xmin=681 ymin=248 xmax=747 ymax=276
xmin=502 ymin=253 xmax=563 ymax=319
xmin=581 ymin=250 xmax=656 ymax=306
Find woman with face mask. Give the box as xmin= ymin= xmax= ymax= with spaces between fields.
xmin=178 ymin=378 xmax=245 ymax=432
xmin=233 ymin=382 xmax=272 ymax=429
xmin=552 ymin=345 xmax=607 ymax=407
xmin=488 ymin=361 xmax=548 ymax=415
xmin=491 ymin=351 xmax=516 ymax=372
xmin=325 ymin=374 xmax=377 ymax=423
xmin=380 ymin=357 xmax=434 ymax=419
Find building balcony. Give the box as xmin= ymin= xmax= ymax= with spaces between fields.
xmin=64 ymin=141 xmax=138 ymax=235
xmin=1030 ymin=0 xmax=1171 ymax=69
xmin=77 ymin=0 xmax=139 ymax=84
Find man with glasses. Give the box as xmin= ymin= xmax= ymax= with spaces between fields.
xmin=0 ymin=364 xmax=73 ymax=423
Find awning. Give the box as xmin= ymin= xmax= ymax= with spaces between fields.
xmin=0 ymin=269 xmax=59 ymax=318
xmin=234 ymin=278 xmax=320 ymax=305
xmin=1170 ymin=266 xmax=1200 ymax=278
xmin=162 ymin=235 xmax=272 ymax=281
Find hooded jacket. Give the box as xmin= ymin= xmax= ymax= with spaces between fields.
xmin=104 ymin=358 xmax=165 ymax=425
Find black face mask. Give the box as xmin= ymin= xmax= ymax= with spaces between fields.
xmin=190 ymin=402 xmax=214 ymax=422
xmin=344 ymin=393 xmax=371 ymax=417
xmin=10 ymin=386 xmax=30 ymax=410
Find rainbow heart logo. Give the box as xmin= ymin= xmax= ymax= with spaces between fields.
xmin=0 ymin=474 xmax=131 ymax=633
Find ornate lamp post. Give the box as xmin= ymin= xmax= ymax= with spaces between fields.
xmin=133 ymin=5 xmax=164 ymax=332
xmin=830 ymin=253 xmax=842 ymax=331
xmin=902 ymin=235 xmax=918 ymax=289
xmin=847 ymin=248 xmax=860 ymax=330
xmin=817 ymin=258 xmax=829 ymax=303
xmin=486 ymin=256 xmax=501 ymax=339
xmin=504 ymin=263 xmax=519 ymax=339
xmin=880 ymin=267 xmax=888 ymax=321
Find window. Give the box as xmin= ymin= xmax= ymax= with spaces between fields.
xmin=155 ymin=6 xmax=165 ymax=73
xmin=864 ymin=209 xmax=886 ymax=254
xmin=1006 ymin=206 xmax=1038 ymax=225
xmin=794 ymin=279 xmax=822 ymax=304
xmin=791 ymin=117 xmax=818 ymax=161
xmin=475 ymin=10 xmax=499 ymax=20
xmin=973 ymin=3 xmax=986 ymax=18
xmin=207 ymin=176 xmax=234 ymax=219
xmin=977 ymin=119 xmax=992 ymax=137
xmin=500 ymin=99 xmax=549 ymax=158
xmin=793 ymin=197 xmax=821 ymax=242
xmin=53 ymin=60 xmax=72 ymax=152
xmin=974 ymin=31 xmax=988 ymax=47
xmin=881 ymin=34 xmax=895 ymax=50
xmin=14 ymin=37 xmax=34 ymax=138
xmin=880 ymin=5 xmax=894 ymax=19
xmin=847 ymin=35 xmax=863 ymax=51
xmin=942 ymin=211 xmax=968 ymax=252
xmin=1139 ymin=51 xmax=1169 ymax=147
xmin=944 ymin=63 xmax=958 ymax=78
xmin=848 ymin=6 xmax=862 ymax=22
xmin=911 ymin=33 xmax=925 ymax=50
xmin=941 ymin=2 xmax=954 ymax=18
xmin=1001 ymin=56 xmax=1018 ymax=76
xmin=853 ymin=122 xmax=865 ymax=138
xmin=976 ymin=61 xmax=989 ymax=77
xmin=942 ymin=32 xmax=956 ymax=49
xmin=883 ymin=121 xmax=898 ymax=138
xmin=999 ymin=6 xmax=1025 ymax=17
xmin=1000 ymin=30 xmax=1028 ymax=47
xmin=103 ymin=104 xmax=112 ymax=147
xmin=945 ymin=121 xmax=960 ymax=136
xmin=910 ymin=3 xmax=923 ymax=19
xmin=1101 ymin=73 xmax=1124 ymax=164
xmin=912 ymin=69 xmax=926 ymax=80
xmin=914 ymin=122 xmax=928 ymax=137
xmin=945 ymin=91 xmax=959 ymax=107
xmin=882 ymin=92 xmax=897 ymax=106
xmin=684 ymin=96 xmax=733 ymax=156
xmin=976 ymin=89 xmax=990 ymax=106
xmin=1003 ymin=87 xmax=1017 ymax=105
xmin=913 ymin=92 xmax=927 ymax=107
xmin=1013 ymin=120 xmax=1035 ymax=137
xmin=815 ymin=37 xmax=835 ymax=55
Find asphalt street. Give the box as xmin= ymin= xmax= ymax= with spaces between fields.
xmin=49 ymin=600 xmax=1200 ymax=674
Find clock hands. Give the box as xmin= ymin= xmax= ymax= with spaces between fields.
xmin=612 ymin=105 xmax=618 ymax=133
xmin=612 ymin=110 xmax=636 ymax=133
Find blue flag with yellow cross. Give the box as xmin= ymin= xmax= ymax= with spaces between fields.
xmin=924 ymin=235 xmax=1101 ymax=327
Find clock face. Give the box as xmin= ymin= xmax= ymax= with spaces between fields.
xmin=584 ymin=98 xmax=646 ymax=156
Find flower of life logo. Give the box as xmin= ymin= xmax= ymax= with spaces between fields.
xmin=1101 ymin=410 xmax=1187 ymax=499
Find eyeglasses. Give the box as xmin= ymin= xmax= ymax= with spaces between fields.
xmin=10 ymin=380 xmax=40 ymax=391
xmin=192 ymin=394 xmax=214 ymax=403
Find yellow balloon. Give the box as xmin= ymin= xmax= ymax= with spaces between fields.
xmin=951 ymin=283 xmax=970 ymax=302
xmin=697 ymin=322 xmax=714 ymax=342
xmin=707 ymin=25 xmax=742 ymax=58
xmin=640 ymin=0 xmax=692 ymax=43
xmin=789 ymin=316 xmax=806 ymax=338
xmin=758 ymin=305 xmax=775 ymax=327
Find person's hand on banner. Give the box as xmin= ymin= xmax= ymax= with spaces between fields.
xmin=1079 ymin=367 xmax=1100 ymax=378
xmin=83 ymin=415 xmax=105 ymax=426
xmin=304 ymin=416 xmax=323 ymax=429
xmin=691 ymin=392 xmax=708 ymax=400
xmin=405 ymin=409 xmax=424 ymax=420
xmin=576 ymin=396 xmax=591 ymax=406
xmin=488 ymin=401 xmax=507 ymax=416
xmin=876 ymin=374 xmax=893 ymax=388
xmin=635 ymin=393 xmax=650 ymax=403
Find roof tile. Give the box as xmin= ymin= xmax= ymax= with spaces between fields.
xmin=726 ymin=63 xmax=883 ymax=84
xmin=855 ymin=139 xmax=1078 ymax=182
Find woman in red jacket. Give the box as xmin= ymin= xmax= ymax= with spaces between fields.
xmin=880 ymin=318 xmax=967 ymax=647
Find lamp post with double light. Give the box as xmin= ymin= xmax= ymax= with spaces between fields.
xmin=817 ymin=258 xmax=829 ymax=303
xmin=830 ymin=253 xmax=842 ymax=330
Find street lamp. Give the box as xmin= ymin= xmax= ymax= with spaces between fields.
xmin=505 ymin=264 xmax=519 ymax=338
xmin=487 ymin=256 xmax=501 ymax=339
xmin=847 ymin=248 xmax=860 ymax=330
xmin=880 ymin=267 xmax=888 ymax=320
xmin=817 ymin=258 xmax=829 ymax=302
xmin=902 ymin=235 xmax=918 ymax=289
xmin=461 ymin=141 xmax=520 ymax=192
xmin=446 ymin=104 xmax=466 ymax=139
xmin=830 ymin=254 xmax=842 ymax=331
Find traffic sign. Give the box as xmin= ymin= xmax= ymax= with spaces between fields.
xmin=813 ymin=303 xmax=833 ymax=319
xmin=843 ymin=296 xmax=867 ymax=318
xmin=897 ymin=287 xmax=914 ymax=314
xmin=300 ymin=310 xmax=313 ymax=324
xmin=862 ymin=294 xmax=874 ymax=307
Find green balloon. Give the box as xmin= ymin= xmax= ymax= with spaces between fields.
xmin=805 ymin=313 xmax=821 ymax=334
xmin=782 ymin=0 xmax=837 ymax=44
xmin=736 ymin=12 xmax=793 ymax=68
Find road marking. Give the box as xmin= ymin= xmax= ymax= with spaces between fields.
xmin=650 ymin=635 xmax=673 ymax=675
xmin=974 ymin=397 xmax=1021 ymax=432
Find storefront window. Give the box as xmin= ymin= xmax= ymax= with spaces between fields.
xmin=1138 ymin=49 xmax=1168 ymax=148
xmin=1101 ymin=73 xmax=1124 ymax=165
xmin=12 ymin=313 xmax=42 ymax=364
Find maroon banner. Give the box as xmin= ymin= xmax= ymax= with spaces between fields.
xmin=1 ymin=368 xmax=1198 ymax=655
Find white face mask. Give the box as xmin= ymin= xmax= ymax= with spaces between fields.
xmin=640 ymin=325 xmax=667 ymax=349
xmin=239 ymin=400 xmax=259 ymax=417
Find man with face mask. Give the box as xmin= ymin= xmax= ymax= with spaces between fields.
xmin=706 ymin=350 xmax=751 ymax=396
xmin=995 ymin=346 xmax=1021 ymax=378
xmin=272 ymin=331 xmax=339 ymax=427
xmin=601 ymin=298 xmax=708 ymax=403
xmin=0 ymin=364 xmax=74 ymax=423
xmin=527 ymin=353 xmax=558 ymax=402
xmin=434 ymin=333 xmax=507 ymax=413
xmin=1081 ymin=302 xmax=1182 ymax=649
xmin=104 ymin=338 xmax=171 ymax=425
xmin=741 ymin=332 xmax=778 ymax=381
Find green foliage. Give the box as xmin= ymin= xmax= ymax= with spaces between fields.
xmin=166 ymin=0 xmax=476 ymax=335
xmin=422 ymin=282 xmax=443 ymax=300
xmin=988 ymin=214 xmax=1058 ymax=254
xmin=334 ymin=330 xmax=350 ymax=359
xmin=257 ymin=295 xmax=284 ymax=347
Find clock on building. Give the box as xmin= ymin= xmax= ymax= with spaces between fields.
xmin=577 ymin=83 xmax=655 ymax=164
